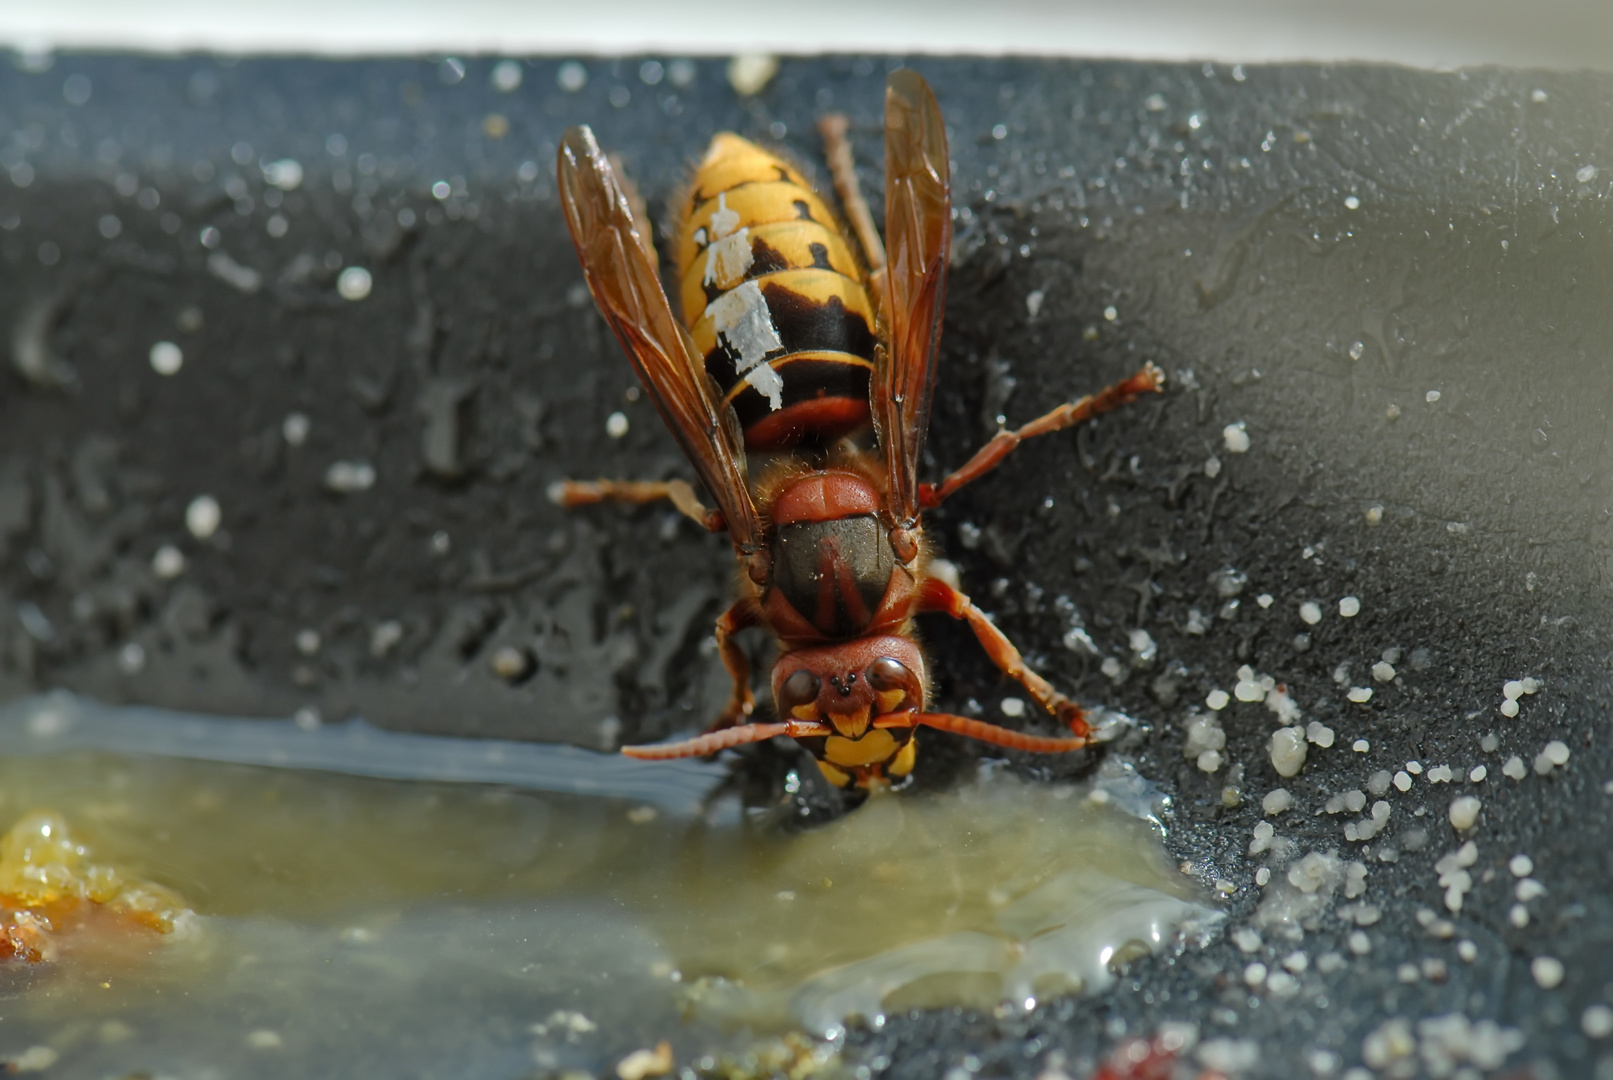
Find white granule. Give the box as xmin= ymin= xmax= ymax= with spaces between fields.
xmin=1521 ymin=677 xmax=1541 ymax=694
xmin=1583 ymin=1004 xmax=1613 ymax=1039
xmin=1458 ymin=940 xmax=1478 ymax=962
xmin=1353 ymin=739 xmax=1370 ymax=752
xmin=1469 ymin=765 xmax=1487 ymax=782
xmin=1338 ymin=596 xmax=1361 ymax=617
xmin=1500 ymin=698 xmax=1520 ymax=718
xmin=1544 ymin=740 xmax=1571 ymax=766
xmin=1510 ymin=904 xmax=1530 ymax=928
xmin=1503 ymin=755 xmax=1528 ymax=780
xmin=1243 ymin=962 xmax=1267 ymax=987
xmin=1197 ymin=750 xmax=1223 ymax=773
xmin=1222 ymin=422 xmax=1251 ymax=453
xmin=1299 ymin=601 xmax=1322 ymax=625
xmin=1503 ymin=680 xmax=1525 ymax=700
xmin=1255 ymin=867 xmax=1271 ymax=886
xmin=1393 ymin=771 xmax=1412 ymax=792
xmin=1257 ymin=593 xmax=1273 ymax=608
xmin=186 ymin=495 xmax=221 ymax=539
xmin=1406 ymin=760 xmax=1423 ymax=774
xmin=1449 ymin=796 xmax=1481 ymax=831
xmin=1206 ymin=689 xmax=1230 ymax=711
xmin=1372 ymin=661 xmax=1396 ymax=682
xmin=1532 ymin=956 xmax=1565 ymax=989
xmin=1306 ymin=721 xmax=1334 ymax=748
xmin=1262 ymin=788 xmax=1293 ymax=815
xmin=1233 ymin=926 xmax=1263 ymax=952
xmin=1268 ymin=686 xmax=1303 ymax=724
xmin=1347 ymin=686 xmax=1373 ymax=703
xmin=1269 ymin=727 xmax=1307 ymax=777
xmin=1427 ymin=765 xmax=1453 ymax=783
xmin=1509 ymin=854 xmax=1534 ymax=877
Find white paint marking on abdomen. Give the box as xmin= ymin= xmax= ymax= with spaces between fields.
xmin=706 ymin=280 xmax=784 ymax=411
xmin=704 ymin=227 xmax=752 ymax=287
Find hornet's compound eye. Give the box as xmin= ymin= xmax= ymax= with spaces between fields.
xmin=866 ymin=657 xmax=911 ymax=691
xmin=779 ymin=670 xmax=822 ymax=719
xmin=867 ymin=656 xmax=916 ymax=715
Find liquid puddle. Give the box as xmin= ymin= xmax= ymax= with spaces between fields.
xmin=0 ymin=696 xmax=1217 ymax=1077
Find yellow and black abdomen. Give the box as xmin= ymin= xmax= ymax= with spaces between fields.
xmin=671 ymin=135 xmax=877 ymax=452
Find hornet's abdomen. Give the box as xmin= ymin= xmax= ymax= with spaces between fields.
xmin=672 ymin=135 xmax=876 ymax=452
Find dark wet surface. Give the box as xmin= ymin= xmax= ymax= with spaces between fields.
xmin=2 ymin=51 xmax=1613 ymax=1078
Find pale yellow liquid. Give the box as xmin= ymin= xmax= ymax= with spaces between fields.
xmin=0 ymin=716 xmax=1212 ymax=1077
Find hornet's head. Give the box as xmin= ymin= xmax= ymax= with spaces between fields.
xmin=769 ymin=635 xmax=928 ymax=787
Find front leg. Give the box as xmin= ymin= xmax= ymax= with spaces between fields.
xmin=708 ymin=599 xmax=759 ymax=732
xmin=918 ymin=577 xmax=1088 ymax=738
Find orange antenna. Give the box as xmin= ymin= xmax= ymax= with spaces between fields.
xmin=621 ymin=720 xmax=833 ymax=760
xmin=910 ymin=713 xmax=1088 ymax=754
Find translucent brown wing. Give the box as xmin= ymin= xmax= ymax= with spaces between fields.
xmin=875 ymin=70 xmax=952 ymax=529
xmin=557 ymin=126 xmax=761 ymax=555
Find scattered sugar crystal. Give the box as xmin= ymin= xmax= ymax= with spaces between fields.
xmin=1516 ymin=878 xmax=1547 ymax=902
xmin=1234 ymin=671 xmax=1266 ymax=702
xmin=1343 ymin=790 xmax=1367 ymax=813
xmin=1233 ymin=927 xmax=1263 ymax=953
xmin=1197 ymin=750 xmax=1222 ymax=773
xmin=1299 ymin=601 xmax=1322 ymax=625
xmin=1347 ymin=686 xmax=1373 ymax=703
xmin=1222 ymin=422 xmax=1251 ymax=453
xmin=1503 ymin=755 xmax=1527 ymax=780
xmin=1269 ymin=727 xmax=1307 ymax=777
xmin=1458 ymin=940 xmax=1478 ymax=962
xmin=1372 ymin=662 xmax=1395 ymax=682
xmin=1393 ymin=771 xmax=1412 ymax=792
xmin=1306 ymin=722 xmax=1334 ymax=747
xmin=1353 ymin=739 xmax=1370 ymax=752
xmin=1544 ymin=740 xmax=1570 ymax=766
xmin=1267 ymin=686 xmax=1303 ymax=724
xmin=1255 ymin=867 xmax=1271 ymax=886
xmin=1204 ymin=456 xmax=1222 ymax=478
xmin=1427 ymin=765 xmax=1453 ymax=783
xmin=1532 ymin=956 xmax=1565 ymax=989
xmin=1521 ymin=677 xmax=1541 ymax=694
xmin=1316 ymin=951 xmax=1346 ymax=974
xmin=1243 ymin=962 xmax=1267 ymax=986
xmin=1576 ymin=164 xmax=1599 ymax=184
xmin=1257 ymin=593 xmax=1273 ymax=608
xmin=1468 ymin=765 xmax=1486 ymax=782
xmin=1262 ymin=788 xmax=1293 ymax=815
xmin=1396 ymin=963 xmax=1419 ymax=983
xmin=1182 ymin=714 xmax=1226 ymax=760
xmin=1406 ymin=760 xmax=1423 ymax=774
xmin=1367 ymin=770 xmax=1392 ymax=796
xmin=1266 ymin=971 xmax=1298 ymax=995
xmin=1583 ymin=1004 xmax=1613 ymax=1039
xmin=1283 ymin=951 xmax=1308 ymax=973
xmin=1249 ymin=822 xmax=1275 ymax=855
xmin=1500 ymin=698 xmax=1519 ymax=718
xmin=1348 ymin=931 xmax=1371 ymax=955
xmin=1509 ymin=854 xmax=1533 ymax=877
xmin=1338 ymin=596 xmax=1361 ymax=617
xmin=1364 ymin=504 xmax=1383 ymax=526
xmin=1480 ymin=732 xmax=1500 ymax=752
xmin=186 ymin=495 xmax=221 ymax=539
xmin=1503 ymin=680 xmax=1525 ymax=700
xmin=1449 ymin=796 xmax=1481 ymax=831
xmin=1205 ymin=689 xmax=1230 ymax=711
xmin=1000 ymin=697 xmax=1025 ymax=718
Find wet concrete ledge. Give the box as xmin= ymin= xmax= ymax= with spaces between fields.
xmin=1 ymin=52 xmax=1613 ymax=1078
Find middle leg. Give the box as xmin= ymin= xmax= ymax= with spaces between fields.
xmin=919 ymin=363 xmax=1164 ymax=509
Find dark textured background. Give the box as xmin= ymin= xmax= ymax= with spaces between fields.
xmin=2 ymin=52 xmax=1612 ymax=1078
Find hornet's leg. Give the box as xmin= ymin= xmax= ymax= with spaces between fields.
xmin=818 ymin=113 xmax=889 ymax=311
xmin=548 ymin=478 xmax=726 ymax=533
xmin=918 ymin=577 xmax=1089 ymax=738
xmin=708 ymin=599 xmax=759 ymax=732
xmin=919 ymin=363 xmax=1164 ymax=509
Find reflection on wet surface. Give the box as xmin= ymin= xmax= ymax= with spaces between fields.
xmin=0 ymin=696 xmax=1216 ymax=1076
